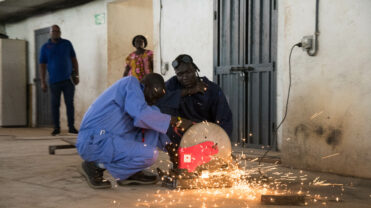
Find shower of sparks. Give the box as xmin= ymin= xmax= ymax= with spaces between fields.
xmin=310 ymin=111 xmax=323 ymax=120
xmin=312 ymin=177 xmax=343 ymax=187
xmin=105 ymin=150 xmax=346 ymax=207
xmin=321 ymin=153 xmax=340 ymax=159
xmin=131 ymin=154 xmax=343 ymax=208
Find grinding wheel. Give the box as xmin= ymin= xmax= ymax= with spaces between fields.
xmin=161 ymin=122 xmax=237 ymax=189
xmin=180 ymin=122 xmax=233 ymax=163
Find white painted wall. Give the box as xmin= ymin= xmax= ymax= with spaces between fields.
xmin=5 ymin=0 xmax=110 ymax=128
xmin=153 ymin=0 xmax=214 ymax=81
xmin=277 ymin=0 xmax=371 ymax=178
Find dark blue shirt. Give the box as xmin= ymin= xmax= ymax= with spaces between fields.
xmin=39 ymin=38 xmax=76 ymax=84
xmin=156 ymin=76 xmax=233 ymax=138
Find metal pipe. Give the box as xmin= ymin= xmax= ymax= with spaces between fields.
xmin=307 ymin=0 xmax=319 ymax=56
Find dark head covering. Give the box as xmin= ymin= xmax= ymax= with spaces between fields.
xmin=172 ymin=54 xmax=200 ymax=71
xmin=132 ymin=35 xmax=148 ymax=48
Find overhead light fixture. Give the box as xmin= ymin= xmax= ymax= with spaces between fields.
xmin=0 ymin=0 xmax=5 ymax=2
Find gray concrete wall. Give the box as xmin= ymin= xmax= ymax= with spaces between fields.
xmin=277 ymin=0 xmax=371 ymax=178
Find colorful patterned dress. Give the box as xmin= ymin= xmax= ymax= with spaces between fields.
xmin=125 ymin=50 xmax=153 ymax=81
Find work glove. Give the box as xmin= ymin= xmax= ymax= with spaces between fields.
xmin=170 ymin=116 xmax=194 ymax=133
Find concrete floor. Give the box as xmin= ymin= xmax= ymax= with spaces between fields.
xmin=0 ymin=128 xmax=370 ymax=208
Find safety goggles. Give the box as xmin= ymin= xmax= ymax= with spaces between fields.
xmin=172 ymin=55 xmax=193 ymax=69
xmin=172 ymin=55 xmax=200 ymax=72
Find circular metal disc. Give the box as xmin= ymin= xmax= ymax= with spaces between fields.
xmin=179 ymin=122 xmax=232 ymax=161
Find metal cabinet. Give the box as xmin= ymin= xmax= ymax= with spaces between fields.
xmin=0 ymin=39 xmax=27 ymax=126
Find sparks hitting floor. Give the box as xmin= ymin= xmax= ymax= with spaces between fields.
xmin=0 ymin=128 xmax=370 ymax=208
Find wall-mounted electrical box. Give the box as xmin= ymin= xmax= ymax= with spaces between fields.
xmin=301 ymin=35 xmax=313 ymax=51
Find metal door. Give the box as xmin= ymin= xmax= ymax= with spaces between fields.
xmin=34 ymin=27 xmax=53 ymax=127
xmin=214 ymin=0 xmax=277 ymax=148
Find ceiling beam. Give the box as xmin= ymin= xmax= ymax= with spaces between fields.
xmin=0 ymin=0 xmax=95 ymax=24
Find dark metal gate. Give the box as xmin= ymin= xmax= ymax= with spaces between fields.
xmin=35 ymin=27 xmax=53 ymax=127
xmin=214 ymin=0 xmax=277 ymax=148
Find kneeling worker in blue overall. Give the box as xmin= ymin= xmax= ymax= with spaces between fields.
xmin=76 ymin=73 xmax=189 ymax=189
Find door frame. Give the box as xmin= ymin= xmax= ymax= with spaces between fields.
xmin=34 ymin=27 xmax=53 ymax=127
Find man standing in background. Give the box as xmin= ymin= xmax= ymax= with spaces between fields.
xmin=39 ymin=24 xmax=79 ymax=136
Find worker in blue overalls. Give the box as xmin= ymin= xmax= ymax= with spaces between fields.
xmin=76 ymin=73 xmax=191 ymax=189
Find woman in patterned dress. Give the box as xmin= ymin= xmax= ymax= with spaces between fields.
xmin=123 ymin=35 xmax=153 ymax=81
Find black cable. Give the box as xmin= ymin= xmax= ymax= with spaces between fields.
xmin=257 ymin=43 xmax=301 ymax=176
xmin=275 ymin=43 xmax=299 ymax=130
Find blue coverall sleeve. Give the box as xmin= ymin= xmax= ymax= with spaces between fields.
xmin=211 ymin=88 xmax=233 ymax=137
xmin=120 ymin=77 xmax=171 ymax=134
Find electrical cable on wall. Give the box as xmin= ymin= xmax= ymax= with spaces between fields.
xmin=258 ymin=42 xmax=302 ymax=177
xmin=257 ymin=0 xmax=320 ymax=177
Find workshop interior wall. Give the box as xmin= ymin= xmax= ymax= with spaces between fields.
xmin=152 ymin=0 xmax=214 ymax=81
xmin=5 ymin=0 xmax=109 ymax=128
xmin=107 ymin=0 xmax=154 ymax=86
xmin=277 ymin=0 xmax=371 ymax=178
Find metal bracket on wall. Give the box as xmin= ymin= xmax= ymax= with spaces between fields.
xmin=215 ymin=63 xmax=274 ymax=75
xmin=231 ymin=66 xmax=254 ymax=73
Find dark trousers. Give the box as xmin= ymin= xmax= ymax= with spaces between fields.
xmin=50 ymin=79 xmax=75 ymax=130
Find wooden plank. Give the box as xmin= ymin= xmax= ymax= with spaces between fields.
xmin=261 ymin=195 xmax=306 ymax=205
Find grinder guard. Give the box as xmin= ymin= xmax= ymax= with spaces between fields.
xmin=160 ymin=122 xmax=237 ymax=189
